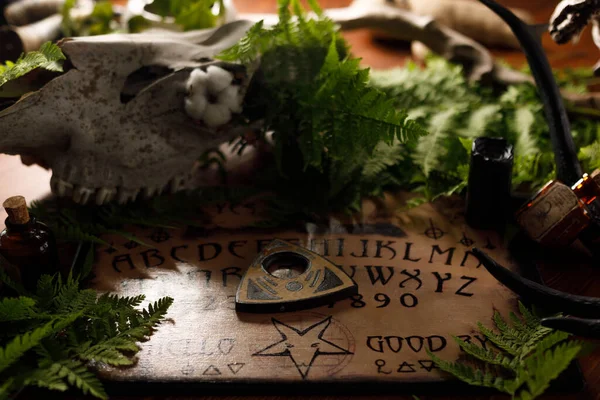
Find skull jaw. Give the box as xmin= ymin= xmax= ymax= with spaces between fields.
xmin=47 ymin=153 xmax=206 ymax=205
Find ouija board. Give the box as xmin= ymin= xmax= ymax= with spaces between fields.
xmin=89 ymin=195 xmax=547 ymax=393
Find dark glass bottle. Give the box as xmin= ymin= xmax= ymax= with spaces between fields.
xmin=0 ymin=196 xmax=58 ymax=291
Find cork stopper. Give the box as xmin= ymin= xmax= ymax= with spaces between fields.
xmin=3 ymin=196 xmax=30 ymax=224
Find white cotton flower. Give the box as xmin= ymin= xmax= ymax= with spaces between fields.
xmin=218 ymin=85 xmax=243 ymax=113
xmin=187 ymin=68 xmax=208 ymax=94
xmin=206 ymin=65 xmax=233 ymax=93
xmin=203 ymin=103 xmax=231 ymax=127
xmin=184 ymin=91 xmax=208 ymax=120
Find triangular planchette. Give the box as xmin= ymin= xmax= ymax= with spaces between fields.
xmin=235 ymin=239 xmax=358 ymax=313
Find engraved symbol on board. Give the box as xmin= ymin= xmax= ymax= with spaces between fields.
xmin=253 ymin=317 xmax=352 ymax=379
xmin=484 ymin=237 xmax=496 ymax=250
xmin=149 ymin=228 xmax=171 ymax=244
xmin=227 ymin=363 xmax=245 ymax=375
xmin=123 ymin=240 xmax=140 ymax=250
xmin=181 ymin=363 xmax=194 ymax=376
xmin=202 ymin=365 xmax=222 ymax=376
xmin=534 ymin=201 xmax=553 ymax=223
xmin=459 ymin=233 xmax=474 ymax=247
xmin=424 ymin=218 xmax=444 ymax=240
xmin=418 ymin=360 xmax=438 ymax=372
xmin=104 ymin=244 xmax=117 ymax=254
xmin=397 ymin=361 xmax=416 ymax=373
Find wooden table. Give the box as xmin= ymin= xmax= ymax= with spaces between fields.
xmin=3 ymin=0 xmax=599 ymax=399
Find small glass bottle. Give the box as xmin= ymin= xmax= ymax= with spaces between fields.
xmin=0 ymin=196 xmax=58 ymax=291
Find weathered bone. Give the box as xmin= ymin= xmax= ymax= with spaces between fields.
xmin=241 ymin=0 xmax=531 ymax=86
xmin=0 ymin=20 xmax=255 ymax=205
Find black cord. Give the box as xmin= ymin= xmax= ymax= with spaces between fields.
xmin=478 ymin=0 xmax=583 ymax=186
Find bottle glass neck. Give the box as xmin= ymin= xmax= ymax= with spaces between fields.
xmin=4 ymin=216 xmax=36 ymax=233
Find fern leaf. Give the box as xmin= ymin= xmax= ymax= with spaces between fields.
xmin=141 ymin=297 xmax=174 ymax=327
xmin=78 ymin=243 xmax=95 ymax=281
xmin=53 ymin=359 xmax=108 ymax=399
xmin=0 ymin=313 xmax=80 ymax=374
xmin=579 ymin=141 xmax=600 ymax=171
xmin=362 ymin=140 xmax=405 ymax=180
xmin=527 ymin=330 xmax=570 ymax=358
xmin=0 ymin=297 xmax=37 ymax=322
xmin=478 ymin=322 xmax=522 ymax=356
xmin=96 ymin=293 xmax=146 ymax=309
xmin=452 ymin=336 xmax=516 ymax=371
xmin=428 ymin=351 xmax=514 ymax=394
xmin=0 ymin=42 xmax=65 ymax=88
xmin=414 ymin=107 xmax=461 ymax=176
xmin=459 ymin=104 xmax=502 ymax=138
xmin=515 ymin=341 xmax=582 ymax=399
xmin=518 ymin=301 xmax=540 ymax=329
xmin=513 ymin=106 xmax=539 ymax=157
xmin=0 ymin=377 xmax=14 ymax=400
xmin=24 ymin=366 xmax=69 ymax=392
xmin=78 ymin=346 xmax=134 ymax=366
xmin=35 ymin=275 xmax=58 ymax=309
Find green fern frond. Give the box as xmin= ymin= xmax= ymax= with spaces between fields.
xmin=515 ymin=341 xmax=582 ymax=400
xmin=513 ymin=107 xmax=539 ymax=157
xmin=428 ymin=351 xmax=514 ymax=394
xmin=0 ymin=378 xmax=14 ymax=400
xmin=141 ymin=297 xmax=174 ymax=327
xmin=579 ymin=141 xmax=600 ymax=171
xmin=458 ymin=104 xmax=502 ymax=138
xmin=0 ymin=297 xmax=37 ymax=322
xmin=96 ymin=293 xmax=146 ymax=309
xmin=414 ymin=107 xmax=462 ymax=177
xmin=518 ymin=301 xmax=541 ymax=328
xmin=0 ymin=313 xmax=80 ymax=374
xmin=53 ymin=359 xmax=108 ymax=399
xmin=0 ymin=42 xmax=65 ymax=88
xmin=24 ymin=366 xmax=69 ymax=392
xmin=451 ymin=336 xmax=516 ymax=371
xmin=432 ymin=304 xmax=582 ymax=400
xmin=79 ymin=346 xmax=134 ymax=366
xmin=362 ymin=140 xmax=405 ymax=180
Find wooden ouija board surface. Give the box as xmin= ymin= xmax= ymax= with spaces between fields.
xmin=90 ymin=196 xmax=521 ymax=389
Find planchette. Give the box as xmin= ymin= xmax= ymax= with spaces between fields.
xmin=235 ymin=239 xmax=358 ymax=313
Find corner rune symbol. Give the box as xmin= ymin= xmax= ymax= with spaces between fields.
xmin=459 ymin=233 xmax=474 ymax=247
xmin=424 ymin=219 xmax=444 ymax=240
xmin=149 ymin=228 xmax=171 ymax=243
xmin=123 ymin=240 xmax=140 ymax=250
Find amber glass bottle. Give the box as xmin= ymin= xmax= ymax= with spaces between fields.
xmin=0 ymin=196 xmax=58 ymax=291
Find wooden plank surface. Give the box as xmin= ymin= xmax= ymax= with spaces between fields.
xmin=1 ymin=0 xmax=599 ymax=399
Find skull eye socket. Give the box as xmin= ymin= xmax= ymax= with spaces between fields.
xmin=120 ymin=65 xmax=173 ymax=104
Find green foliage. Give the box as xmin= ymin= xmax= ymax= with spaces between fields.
xmin=146 ymin=0 xmax=225 ymax=31
xmin=218 ymin=0 xmax=426 ymax=212
xmin=0 ymin=42 xmax=65 ymax=88
xmin=61 ymin=0 xmax=116 ymax=36
xmin=28 ymin=186 xmax=260 ymax=244
xmin=0 ymin=250 xmax=173 ymax=399
xmin=369 ymin=57 xmax=600 ymax=203
xmin=428 ymin=302 xmax=582 ymax=400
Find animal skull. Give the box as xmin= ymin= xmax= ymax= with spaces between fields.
xmin=0 ymin=20 xmax=256 ymax=205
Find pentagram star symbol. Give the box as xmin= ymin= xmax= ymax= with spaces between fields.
xmin=253 ymin=317 xmax=352 ymax=379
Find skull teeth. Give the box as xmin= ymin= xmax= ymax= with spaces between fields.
xmin=51 ymin=173 xmax=193 ymax=205
xmin=117 ymin=188 xmax=140 ymax=204
xmin=51 ymin=177 xmax=74 ymax=197
xmin=73 ymin=186 xmax=95 ymax=205
xmin=96 ymin=187 xmax=116 ymax=205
